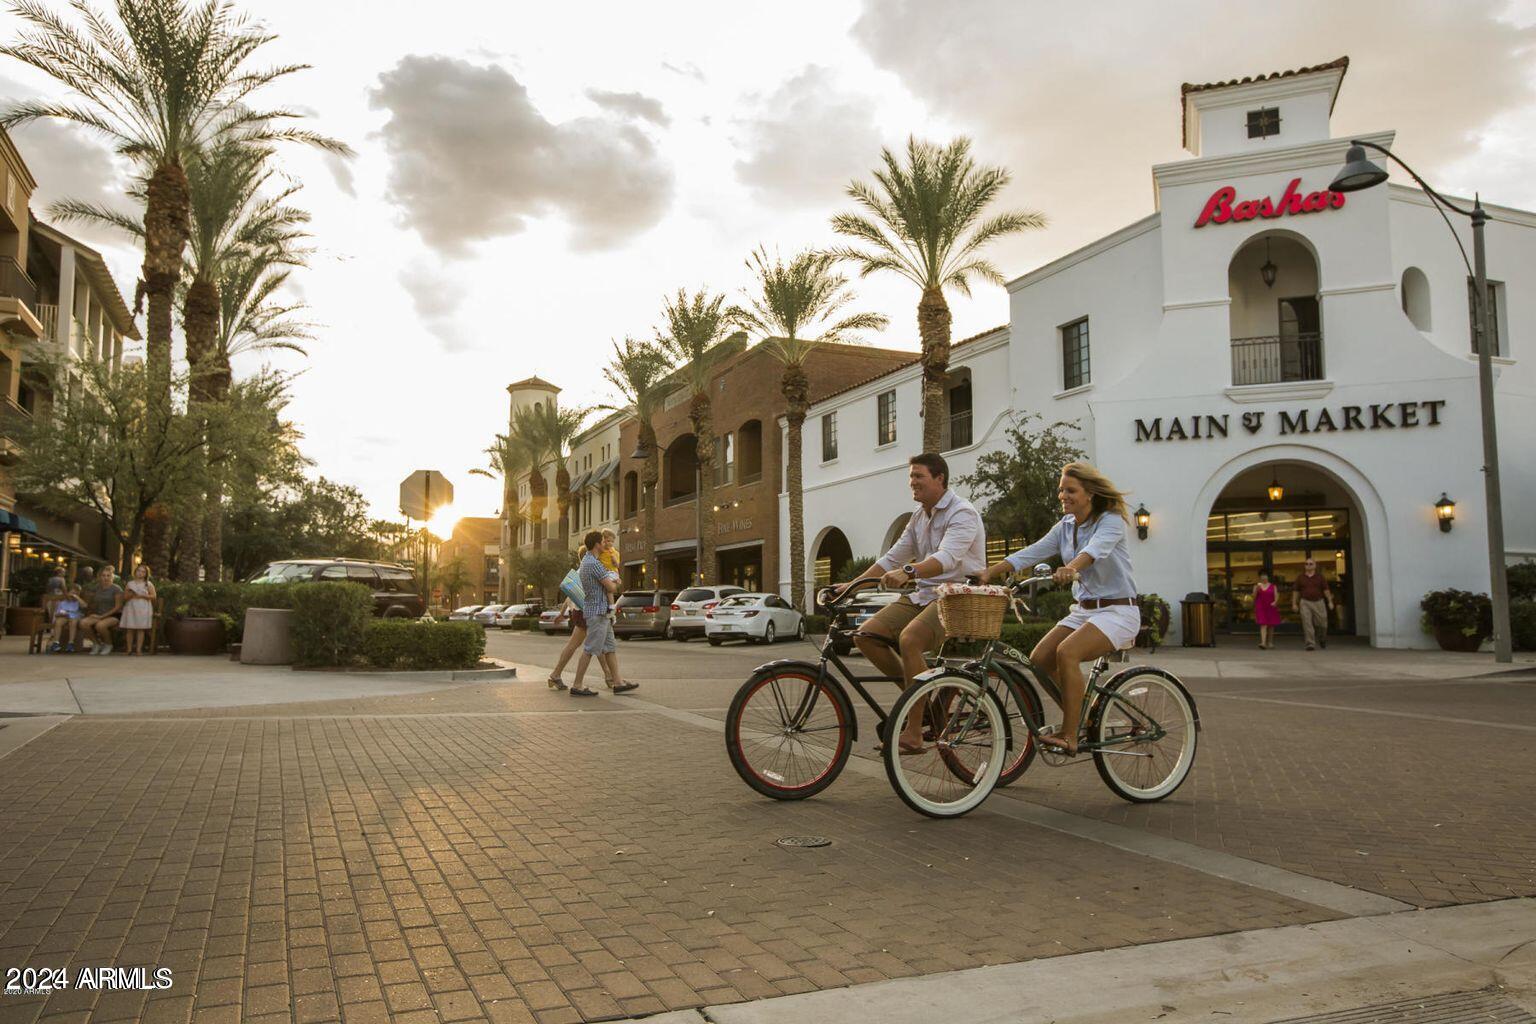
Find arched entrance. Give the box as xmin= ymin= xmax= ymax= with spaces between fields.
xmin=1203 ymin=460 xmax=1369 ymax=640
xmin=882 ymin=513 xmax=911 ymax=552
xmin=1228 ymin=231 xmax=1323 ymax=386
xmin=810 ymin=526 xmax=853 ymax=590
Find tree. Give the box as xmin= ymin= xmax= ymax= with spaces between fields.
xmin=657 ymin=289 xmax=735 ymax=585
xmin=829 ymin=136 xmax=1045 ymax=452
xmin=602 ymin=336 xmax=672 ymax=579
xmin=520 ymin=548 xmax=572 ymax=606
xmin=471 ymin=432 xmax=534 ymax=602
xmin=515 ymin=401 xmax=589 ymax=550
xmin=732 ymin=246 xmax=888 ymax=610
xmin=958 ymin=414 xmax=1087 ymax=548
xmin=2 ymin=0 xmax=349 ymax=574
xmin=436 ymin=557 xmax=471 ymax=608
xmin=13 ymin=355 xmax=287 ymax=572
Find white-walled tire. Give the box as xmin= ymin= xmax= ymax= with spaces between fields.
xmin=1091 ymin=669 xmax=1198 ymax=802
xmin=883 ymin=673 xmax=1007 ymax=818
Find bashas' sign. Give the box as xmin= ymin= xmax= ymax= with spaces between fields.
xmin=1195 ymin=178 xmax=1345 ymax=228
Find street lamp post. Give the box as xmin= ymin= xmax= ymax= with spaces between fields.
xmin=1329 ymin=141 xmax=1511 ymax=662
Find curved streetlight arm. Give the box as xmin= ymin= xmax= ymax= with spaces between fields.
xmin=1349 ymin=139 xmax=1476 ymax=281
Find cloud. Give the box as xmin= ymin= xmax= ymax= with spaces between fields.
xmin=586 ymin=89 xmax=671 ymax=127
xmin=323 ymin=151 xmax=356 ymax=198
xmin=851 ymin=1 xmax=1536 ymax=263
xmin=662 ymin=60 xmax=705 ymax=81
xmin=399 ymin=266 xmax=472 ymax=352
xmin=370 ymin=55 xmax=674 ymax=256
xmin=732 ymin=65 xmax=885 ymax=207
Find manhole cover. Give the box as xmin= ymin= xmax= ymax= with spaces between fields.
xmin=1267 ymin=989 xmax=1535 ymax=1023
xmin=776 ymin=836 xmax=831 ymax=849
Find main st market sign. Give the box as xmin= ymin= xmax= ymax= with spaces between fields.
xmin=1134 ymin=399 xmax=1446 ymax=442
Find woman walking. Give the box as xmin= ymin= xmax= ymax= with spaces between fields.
xmin=121 ymin=564 xmax=156 ymax=655
xmin=1252 ymin=572 xmax=1281 ymax=649
xmin=981 ymin=462 xmax=1140 ymax=755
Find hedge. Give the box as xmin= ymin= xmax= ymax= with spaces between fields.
xmin=291 ymin=582 xmax=373 ymax=667
xmin=510 ymin=617 xmax=538 ymax=631
xmin=1512 ymin=600 xmax=1536 ymax=652
xmin=364 ymin=620 xmax=485 ymax=670
xmin=1510 ymin=562 xmax=1536 ymax=603
xmin=803 ymin=614 xmax=830 ymax=633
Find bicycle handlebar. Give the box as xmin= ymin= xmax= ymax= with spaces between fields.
xmin=817 ymin=576 xmax=890 ymax=611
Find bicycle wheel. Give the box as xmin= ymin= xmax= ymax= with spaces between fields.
xmin=726 ymin=666 xmax=853 ymax=800
xmin=930 ymin=665 xmax=1040 ymax=788
xmin=1091 ymin=668 xmax=1198 ymax=802
xmin=885 ymin=673 xmax=1007 ymax=818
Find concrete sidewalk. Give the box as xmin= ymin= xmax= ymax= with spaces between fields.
xmin=635 ymin=898 xmax=1536 ymax=1024
xmin=1121 ymin=637 xmax=1535 ymax=680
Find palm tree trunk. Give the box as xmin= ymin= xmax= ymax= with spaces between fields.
xmin=640 ymin=419 xmax=659 ymax=587
xmin=691 ymin=395 xmax=716 ymax=585
xmin=784 ymin=366 xmax=810 ymax=611
xmin=139 ymin=159 xmax=192 ymax=579
xmin=176 ymin=276 xmax=219 ymax=582
xmin=555 ymin=465 xmax=572 ymax=549
xmin=918 ymin=286 xmax=952 ymax=454
xmin=201 ymin=357 xmax=232 ymax=582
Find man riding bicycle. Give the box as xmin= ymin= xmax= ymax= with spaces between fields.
xmin=828 ymin=453 xmax=986 ymax=754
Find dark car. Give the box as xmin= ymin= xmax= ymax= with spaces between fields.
xmin=246 ymin=559 xmax=425 ymax=618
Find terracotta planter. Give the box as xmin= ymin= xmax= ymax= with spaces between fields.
xmin=1431 ymin=624 xmax=1484 ymax=653
xmin=6 ymin=606 xmax=45 ymax=636
xmin=165 ymin=616 xmax=226 ymax=656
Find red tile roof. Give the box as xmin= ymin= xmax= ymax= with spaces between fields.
xmin=811 ymin=325 xmax=1009 ymax=406
xmin=1181 ymin=56 xmax=1349 ymax=147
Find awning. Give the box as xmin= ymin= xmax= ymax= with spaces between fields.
xmin=0 ymin=510 xmax=40 ymax=533
xmin=592 ymin=458 xmax=619 ymax=483
xmin=567 ymin=469 xmax=592 ymax=493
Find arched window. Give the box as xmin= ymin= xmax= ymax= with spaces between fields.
xmin=664 ymin=434 xmax=699 ymax=504
xmin=1228 ymin=232 xmax=1323 ymax=385
xmin=738 ymin=420 xmax=763 ymax=483
xmin=1400 ymin=266 xmax=1432 ymax=332
xmin=622 ymin=471 xmax=639 ymax=518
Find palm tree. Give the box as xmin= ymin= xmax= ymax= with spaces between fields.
xmin=829 ymin=136 xmax=1044 ymax=452
xmin=1 ymin=0 xmax=350 ymax=399
xmin=602 ymin=337 xmax=672 ymax=583
xmin=2 ymin=0 xmax=348 ymax=576
xmin=657 ymin=289 xmax=735 ymax=585
xmin=733 ymin=247 xmax=889 ymax=611
xmin=471 ymin=432 xmax=534 ymax=602
xmin=517 ymin=401 xmax=589 ymax=549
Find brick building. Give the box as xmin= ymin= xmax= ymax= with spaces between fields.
xmin=616 ymin=341 xmax=911 ymax=591
xmin=437 ymin=516 xmax=502 ymax=605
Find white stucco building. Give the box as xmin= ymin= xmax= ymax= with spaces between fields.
xmin=787 ymin=58 xmax=1536 ymax=648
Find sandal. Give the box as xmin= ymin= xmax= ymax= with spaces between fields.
xmin=547 ymin=677 xmax=568 ymax=690
xmin=569 ymin=687 xmax=598 ymax=697
xmin=1037 ymin=728 xmax=1080 ymax=756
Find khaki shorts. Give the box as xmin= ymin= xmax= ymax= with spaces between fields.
xmin=859 ymin=595 xmax=946 ymax=654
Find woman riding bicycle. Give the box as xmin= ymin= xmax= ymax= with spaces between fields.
xmin=980 ymin=462 xmax=1140 ymax=755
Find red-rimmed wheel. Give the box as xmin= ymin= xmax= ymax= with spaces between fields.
xmin=929 ymin=666 xmax=1040 ymax=788
xmin=726 ymin=667 xmax=854 ymax=800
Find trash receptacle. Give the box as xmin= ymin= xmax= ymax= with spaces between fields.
xmin=1181 ymin=592 xmax=1215 ymax=648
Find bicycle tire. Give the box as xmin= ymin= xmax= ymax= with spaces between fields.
xmin=884 ymin=672 xmax=1007 ymax=818
xmin=726 ymin=666 xmax=854 ymax=800
xmin=1091 ymin=667 xmax=1198 ymax=803
xmin=931 ymin=664 xmax=1041 ymax=788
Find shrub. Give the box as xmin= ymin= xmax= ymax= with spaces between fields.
xmin=1509 ymin=562 xmax=1536 ymax=603
xmin=291 ymin=582 xmax=373 ymax=667
xmin=10 ymin=565 xmax=54 ymax=605
xmin=364 ymin=620 xmax=485 ymax=670
xmin=836 ymin=556 xmax=879 ymax=582
xmin=1032 ymin=588 xmax=1074 ymax=623
xmin=1511 ymin=601 xmax=1536 ymax=652
xmin=1137 ymin=593 xmax=1172 ymax=648
xmin=803 ymin=614 xmax=830 ymax=634
xmin=158 ymin=581 xmax=298 ymax=642
xmin=1419 ymin=588 xmax=1493 ymax=640
xmin=511 ymin=617 xmax=538 ymax=631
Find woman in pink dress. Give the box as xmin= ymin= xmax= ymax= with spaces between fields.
xmin=1252 ymin=572 xmax=1282 ymax=649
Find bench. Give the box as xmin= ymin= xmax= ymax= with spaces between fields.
xmin=27 ymin=596 xmax=163 ymax=655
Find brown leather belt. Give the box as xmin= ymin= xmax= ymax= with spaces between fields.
xmin=1077 ymin=597 xmax=1137 ymax=610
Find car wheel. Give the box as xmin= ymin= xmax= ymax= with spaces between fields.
xmin=619 ymin=634 xmax=632 ymax=641
xmin=675 ymin=632 xmax=688 ymax=642
xmin=708 ymin=637 xmax=723 ymax=647
xmin=794 ymin=618 xmax=804 ymax=641
xmin=383 ymin=606 xmax=410 ymax=619
xmin=761 ymin=622 xmax=776 ymax=645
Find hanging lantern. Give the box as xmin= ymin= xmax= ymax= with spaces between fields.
xmin=1260 ymin=237 xmax=1278 ymax=288
xmin=1267 ymin=475 xmax=1285 ymax=502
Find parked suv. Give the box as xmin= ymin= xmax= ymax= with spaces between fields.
xmin=612 ymin=589 xmax=680 ymax=640
xmin=247 ymin=559 xmax=425 ymax=618
xmin=669 ymin=585 xmax=747 ymax=641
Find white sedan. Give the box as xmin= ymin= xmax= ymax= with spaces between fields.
xmin=705 ymin=593 xmax=805 ymax=646
xmin=471 ymin=604 xmax=506 ymax=626
xmin=447 ymin=605 xmax=483 ymax=622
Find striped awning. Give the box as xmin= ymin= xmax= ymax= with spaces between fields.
xmin=0 ymin=509 xmax=39 ymax=533
xmin=567 ymin=469 xmax=593 ymax=493
xmin=592 ymin=458 xmax=619 ymax=483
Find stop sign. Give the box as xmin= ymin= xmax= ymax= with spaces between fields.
xmin=400 ymin=470 xmax=453 ymax=520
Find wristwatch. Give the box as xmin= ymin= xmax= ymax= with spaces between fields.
xmin=902 ymin=563 xmax=918 ymax=578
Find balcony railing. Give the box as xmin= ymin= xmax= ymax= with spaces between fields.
xmin=1231 ymin=333 xmax=1324 ymax=386
xmin=0 ymin=255 xmax=37 ymax=308
xmin=943 ymin=410 xmax=973 ymax=451
xmin=34 ymin=302 xmax=58 ymax=341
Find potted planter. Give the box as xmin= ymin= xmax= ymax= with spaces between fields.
xmin=1420 ymin=588 xmax=1492 ymax=653
xmin=165 ymin=616 xmax=226 ymax=655
xmin=1136 ymin=593 xmax=1172 ymax=650
xmin=6 ymin=606 xmax=45 ymax=637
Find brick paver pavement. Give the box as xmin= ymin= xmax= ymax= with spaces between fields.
xmin=1 ymin=683 xmax=1329 ymax=1024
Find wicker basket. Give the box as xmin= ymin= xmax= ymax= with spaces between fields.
xmin=936 ymin=591 xmax=1008 ymax=640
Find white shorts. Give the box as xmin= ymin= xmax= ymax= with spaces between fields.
xmin=1056 ymin=603 xmax=1142 ymax=651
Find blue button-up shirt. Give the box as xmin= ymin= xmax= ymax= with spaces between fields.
xmin=578 ymin=552 xmax=618 ymax=620
xmin=874 ymin=490 xmax=988 ymax=607
xmin=1005 ymin=512 xmax=1137 ymax=602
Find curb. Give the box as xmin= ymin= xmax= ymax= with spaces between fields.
xmin=336 ymin=662 xmax=518 ymax=683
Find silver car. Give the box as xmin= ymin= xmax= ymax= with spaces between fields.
xmin=669 ymin=585 xmax=747 ymax=641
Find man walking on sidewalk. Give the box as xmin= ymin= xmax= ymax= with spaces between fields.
xmin=1293 ymin=557 xmax=1334 ymax=651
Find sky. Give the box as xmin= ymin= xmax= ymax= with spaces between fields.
xmin=3 ymin=0 xmax=1535 ymax=522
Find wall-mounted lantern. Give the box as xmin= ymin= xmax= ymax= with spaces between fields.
xmin=1134 ymin=503 xmax=1151 ymax=541
xmin=1436 ymin=492 xmax=1456 ymax=533
xmin=1267 ymin=475 xmax=1285 ymax=503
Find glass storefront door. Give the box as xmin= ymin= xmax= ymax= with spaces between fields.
xmin=1207 ymin=508 xmax=1353 ymax=635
